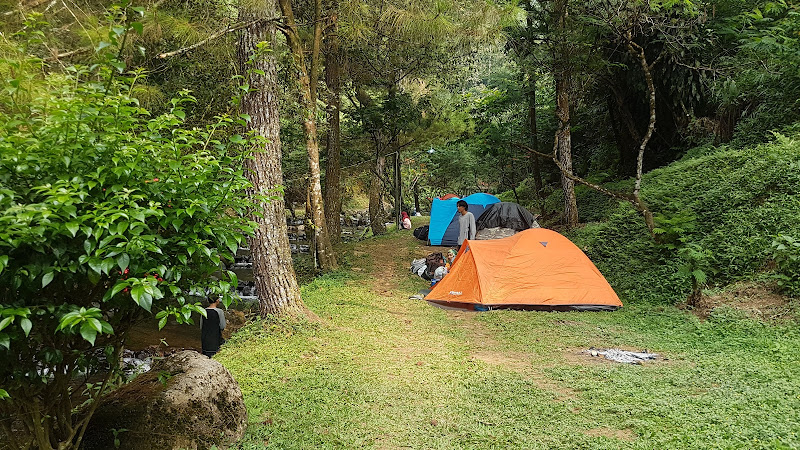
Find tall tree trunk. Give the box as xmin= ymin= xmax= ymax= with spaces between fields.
xmin=556 ymin=83 xmax=578 ymax=228
xmin=369 ymin=153 xmax=387 ymax=235
xmin=524 ymin=5 xmax=546 ymax=217
xmin=278 ymin=0 xmax=337 ymax=271
xmin=238 ymin=5 xmax=304 ymax=317
xmin=627 ymin=34 xmax=657 ymax=233
xmin=526 ymin=71 xmax=545 ymax=216
xmin=554 ymin=0 xmax=578 ymax=229
xmin=323 ymin=5 xmax=342 ymax=244
xmin=413 ymin=181 xmax=420 ymax=214
xmin=394 ymin=151 xmax=401 ymax=228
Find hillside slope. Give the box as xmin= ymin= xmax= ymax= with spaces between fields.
xmin=569 ymin=133 xmax=800 ymax=304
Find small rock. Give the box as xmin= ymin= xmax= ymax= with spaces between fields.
xmin=590 ymin=350 xmax=598 ymax=357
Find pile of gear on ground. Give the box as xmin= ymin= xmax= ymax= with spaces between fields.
xmin=410 ymin=249 xmax=458 ymax=285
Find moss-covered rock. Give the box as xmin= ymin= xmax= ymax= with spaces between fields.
xmin=82 ymin=351 xmax=247 ymax=450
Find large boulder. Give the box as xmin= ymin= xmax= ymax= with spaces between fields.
xmin=82 ymin=350 xmax=247 ymax=450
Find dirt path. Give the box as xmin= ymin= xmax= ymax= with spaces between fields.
xmin=359 ymin=233 xmax=539 ymax=370
xmin=362 ymin=234 xmax=448 ymax=297
xmin=355 ymin=231 xmax=606 ymax=404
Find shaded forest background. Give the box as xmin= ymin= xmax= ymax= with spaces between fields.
xmin=6 ymin=0 xmax=798 ymax=220
xmin=2 ymin=1 xmax=800 ymax=448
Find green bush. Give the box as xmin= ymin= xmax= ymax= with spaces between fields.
xmin=569 ymin=133 xmax=800 ymax=304
xmin=771 ymin=234 xmax=800 ymax=297
xmin=0 ymin=18 xmax=255 ymax=448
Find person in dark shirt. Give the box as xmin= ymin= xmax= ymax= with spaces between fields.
xmin=200 ymin=296 xmax=226 ymax=357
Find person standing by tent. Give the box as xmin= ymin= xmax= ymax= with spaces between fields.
xmin=200 ymin=296 xmax=226 ymax=357
xmin=457 ymin=199 xmax=476 ymax=249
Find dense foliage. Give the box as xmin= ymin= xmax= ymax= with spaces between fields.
xmin=569 ymin=134 xmax=800 ymax=303
xmin=0 ymin=21 xmax=253 ymax=448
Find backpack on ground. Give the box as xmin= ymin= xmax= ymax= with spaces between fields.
xmin=424 ymin=252 xmax=446 ymax=280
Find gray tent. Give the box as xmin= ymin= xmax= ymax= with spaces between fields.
xmin=475 ymin=202 xmax=539 ymax=240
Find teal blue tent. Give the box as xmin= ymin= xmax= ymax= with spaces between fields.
xmin=428 ymin=193 xmax=500 ymax=246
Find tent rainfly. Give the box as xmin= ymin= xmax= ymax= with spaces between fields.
xmin=424 ymin=228 xmax=622 ymax=311
xmin=475 ymin=202 xmax=539 ymax=231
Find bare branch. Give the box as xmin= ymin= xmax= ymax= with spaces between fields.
xmin=156 ymin=18 xmax=266 ymax=59
xmin=514 ymin=142 xmax=635 ymax=205
xmin=43 ymin=46 xmax=91 ymax=62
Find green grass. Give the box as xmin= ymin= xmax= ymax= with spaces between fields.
xmin=218 ymin=138 xmax=800 ymax=448
xmin=217 ymin=226 xmax=800 ymax=449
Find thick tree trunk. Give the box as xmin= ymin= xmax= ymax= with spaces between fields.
xmin=607 ymin=80 xmax=641 ymax=177
xmin=279 ymin=0 xmax=337 ymax=271
xmin=238 ymin=6 xmax=305 ymax=317
xmin=554 ymin=0 xmax=578 ymax=229
xmin=302 ymin=108 xmax=337 ymax=270
xmin=323 ymin=7 xmax=342 ymax=244
xmin=556 ymin=80 xmax=578 ymax=228
xmin=369 ymin=154 xmax=387 ymax=235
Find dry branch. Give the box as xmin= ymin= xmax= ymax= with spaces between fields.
xmin=43 ymin=46 xmax=91 ymax=61
xmin=156 ymin=18 xmax=266 ymax=59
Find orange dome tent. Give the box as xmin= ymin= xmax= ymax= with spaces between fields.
xmin=424 ymin=228 xmax=622 ymax=311
xmin=437 ymin=193 xmax=460 ymax=200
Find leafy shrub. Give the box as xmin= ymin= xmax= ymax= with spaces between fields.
xmin=771 ymin=234 xmax=800 ymax=297
xmin=574 ymin=183 xmax=621 ymax=223
xmin=569 ymin=133 xmax=800 ymax=304
xmin=0 ymin=16 xmax=255 ymax=449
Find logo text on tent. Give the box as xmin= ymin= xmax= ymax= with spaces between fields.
xmin=449 ymin=291 xmax=463 ymax=296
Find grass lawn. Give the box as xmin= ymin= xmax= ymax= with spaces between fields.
xmin=217 ymin=220 xmax=800 ymax=449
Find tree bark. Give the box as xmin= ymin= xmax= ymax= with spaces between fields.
xmin=369 ymin=153 xmax=387 ymax=235
xmin=627 ymin=35 xmax=657 ymax=233
xmin=394 ymin=151 xmax=402 ymax=228
xmin=323 ymin=6 xmax=342 ymax=244
xmin=238 ymin=4 xmax=305 ymax=317
xmin=413 ymin=181 xmax=420 ymax=214
xmin=278 ymin=0 xmax=338 ymax=271
xmin=526 ymin=70 xmax=545 ymax=216
xmin=554 ymin=0 xmax=578 ymax=229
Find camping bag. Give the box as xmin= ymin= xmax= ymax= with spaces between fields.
xmin=410 ymin=258 xmax=426 ymax=275
xmin=424 ymin=252 xmax=446 ymax=279
xmin=413 ymin=225 xmax=429 ymax=241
